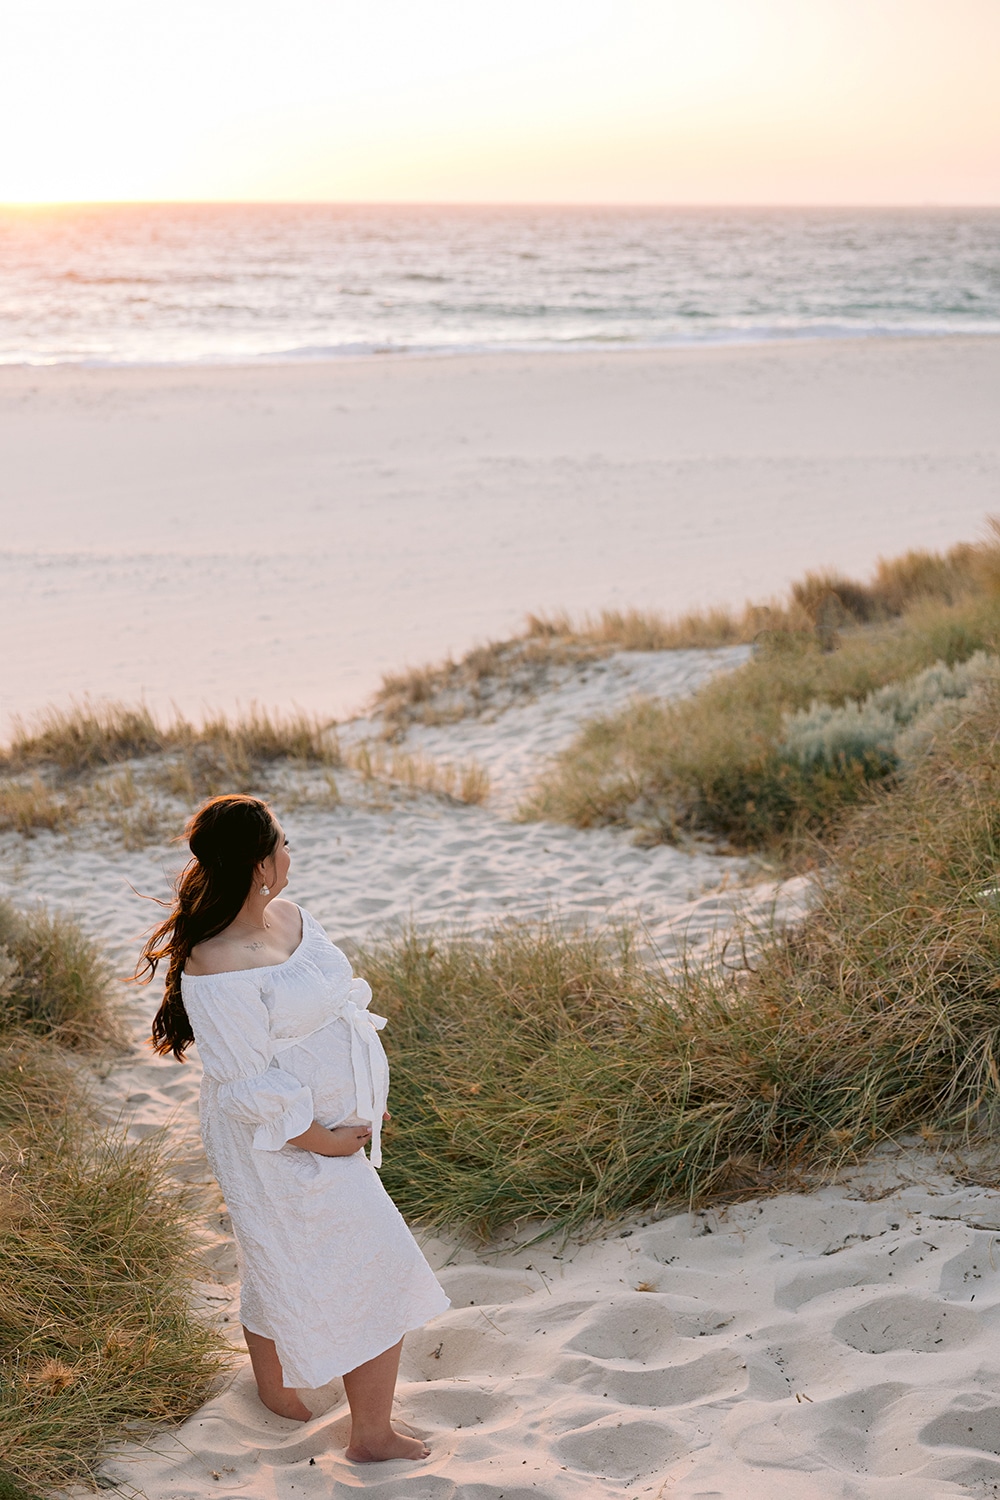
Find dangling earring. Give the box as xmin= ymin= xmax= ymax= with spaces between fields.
xmin=260 ymin=884 xmax=270 ymax=896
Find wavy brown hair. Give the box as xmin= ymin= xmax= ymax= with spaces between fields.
xmin=137 ymin=795 xmax=280 ymax=1060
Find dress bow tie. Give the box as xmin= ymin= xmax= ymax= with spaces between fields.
xmin=342 ymin=979 xmax=390 ymax=1168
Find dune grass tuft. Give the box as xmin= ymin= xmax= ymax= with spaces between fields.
xmin=373 ymin=678 xmax=1000 ymax=1237
xmin=523 ymin=590 xmax=1000 ymax=853
xmin=347 ymin=744 xmax=491 ymax=805
xmin=0 ymin=776 xmax=73 ymax=837
xmin=0 ymin=899 xmax=121 ymax=1051
xmin=0 ymin=905 xmax=228 ymax=1487
xmin=528 ymin=532 xmax=991 ymax=654
xmin=2 ymin=700 xmax=338 ymax=779
xmin=375 ymin=528 xmax=1000 ymax=736
xmin=374 ymin=636 xmax=600 ymax=736
xmin=0 ymin=702 xmax=341 ymax=840
xmin=0 ymin=1107 xmax=227 ymax=1488
xmin=1 ymin=702 xmax=165 ymax=777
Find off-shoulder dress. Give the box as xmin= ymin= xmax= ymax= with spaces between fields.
xmin=180 ymin=904 xmax=449 ymax=1389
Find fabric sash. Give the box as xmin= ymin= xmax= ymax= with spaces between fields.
xmin=271 ymin=978 xmax=389 ymax=1167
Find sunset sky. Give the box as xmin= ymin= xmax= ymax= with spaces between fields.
xmin=1 ymin=0 xmax=998 ymax=205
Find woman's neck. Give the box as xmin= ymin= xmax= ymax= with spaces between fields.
xmin=230 ymin=893 xmax=273 ymax=934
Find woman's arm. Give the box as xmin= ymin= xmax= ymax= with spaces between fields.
xmin=288 ymin=1120 xmax=372 ymax=1157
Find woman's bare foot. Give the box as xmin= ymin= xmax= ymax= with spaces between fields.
xmin=345 ymin=1428 xmax=430 ymax=1462
xmin=243 ymin=1328 xmax=313 ymax=1422
xmin=258 ymin=1389 xmax=313 ymax=1422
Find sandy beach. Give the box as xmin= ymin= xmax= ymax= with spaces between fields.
xmin=3 ymin=335 xmax=1000 ymax=731
xmin=5 ymin=332 xmax=1000 ymax=1497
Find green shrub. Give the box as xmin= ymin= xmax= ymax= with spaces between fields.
xmin=780 ymin=651 xmax=994 ymax=769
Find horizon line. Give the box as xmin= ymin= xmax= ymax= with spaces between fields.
xmin=3 ymin=199 xmax=1000 ymax=212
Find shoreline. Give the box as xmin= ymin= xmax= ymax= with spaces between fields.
xmin=4 ymin=325 xmax=1000 ymax=373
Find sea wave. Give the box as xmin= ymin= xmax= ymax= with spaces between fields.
xmin=1 ymin=204 xmax=998 ymax=366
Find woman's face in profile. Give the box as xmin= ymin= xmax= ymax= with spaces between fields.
xmin=267 ymin=822 xmax=291 ymax=895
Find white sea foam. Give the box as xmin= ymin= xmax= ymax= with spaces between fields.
xmin=2 ymin=205 xmax=999 ymax=366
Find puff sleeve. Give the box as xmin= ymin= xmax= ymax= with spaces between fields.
xmin=182 ymin=974 xmax=314 ymax=1151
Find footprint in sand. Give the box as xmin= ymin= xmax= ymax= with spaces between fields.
xmin=402 ymin=1382 xmax=520 ymax=1434
xmin=399 ymin=1323 xmax=528 ymax=1381
xmin=563 ymin=1292 xmax=722 ymax=1362
xmin=556 ymin=1414 xmax=687 ymax=1479
xmin=434 ymin=1265 xmax=537 ymax=1307
xmin=921 ymin=1390 xmax=1000 ymax=1460
xmin=558 ymin=1344 xmax=749 ymax=1408
xmin=727 ymin=1380 xmax=909 ymax=1473
xmin=774 ymin=1239 xmax=924 ymax=1312
xmin=936 ymin=1236 xmax=1000 ymax=1299
xmin=764 ymin=1197 xmax=891 ymax=1254
xmin=833 ymin=1292 xmax=980 ymax=1354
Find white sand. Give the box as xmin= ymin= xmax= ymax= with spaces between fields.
xmin=3 ymin=335 xmax=1000 ymax=732
xmin=5 ymin=643 xmax=1000 ymax=1497
xmin=90 ymin=1154 xmax=1000 ymax=1500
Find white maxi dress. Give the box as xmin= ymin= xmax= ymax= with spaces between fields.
xmin=180 ymin=905 xmax=449 ymax=1389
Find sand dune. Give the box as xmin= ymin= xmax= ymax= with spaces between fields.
xmin=6 ymin=648 xmax=1000 ymax=1497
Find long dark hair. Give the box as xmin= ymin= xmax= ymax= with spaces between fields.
xmin=137 ymin=794 xmax=280 ymax=1061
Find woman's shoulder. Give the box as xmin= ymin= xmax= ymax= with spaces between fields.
xmin=183 ymin=900 xmax=304 ymax=981
xmin=180 ymin=966 xmax=267 ymax=1006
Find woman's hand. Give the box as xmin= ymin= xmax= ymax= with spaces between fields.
xmin=287 ymin=1121 xmax=372 ymax=1157
xmin=319 ymin=1124 xmax=373 ymax=1156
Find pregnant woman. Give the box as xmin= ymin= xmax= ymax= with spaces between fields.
xmin=137 ymin=793 xmax=448 ymax=1462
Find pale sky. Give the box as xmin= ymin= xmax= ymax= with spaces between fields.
xmin=1 ymin=0 xmax=998 ymax=204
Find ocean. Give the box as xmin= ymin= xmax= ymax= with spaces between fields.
xmin=1 ymin=205 xmax=999 ymax=365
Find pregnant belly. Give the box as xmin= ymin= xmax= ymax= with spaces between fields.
xmin=281 ymin=1047 xmax=360 ymax=1128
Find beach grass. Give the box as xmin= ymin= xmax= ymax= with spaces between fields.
xmin=373 ymin=675 xmax=1000 ymax=1236
xmin=522 ymin=587 xmax=1000 ymax=854
xmin=373 ymin=533 xmax=992 ymax=736
xmin=347 ymin=743 xmax=491 ymax=805
xmin=0 ymin=775 xmax=72 ymax=838
xmin=0 ymin=703 xmax=341 ymax=841
xmin=0 ymin=898 xmax=122 ymax=1050
xmin=2 ymin=701 xmax=339 ymax=779
xmin=374 ymin=636 xmax=601 ymax=737
xmin=0 ymin=905 xmax=228 ymax=1489
xmin=0 ymin=700 xmax=490 ymax=841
